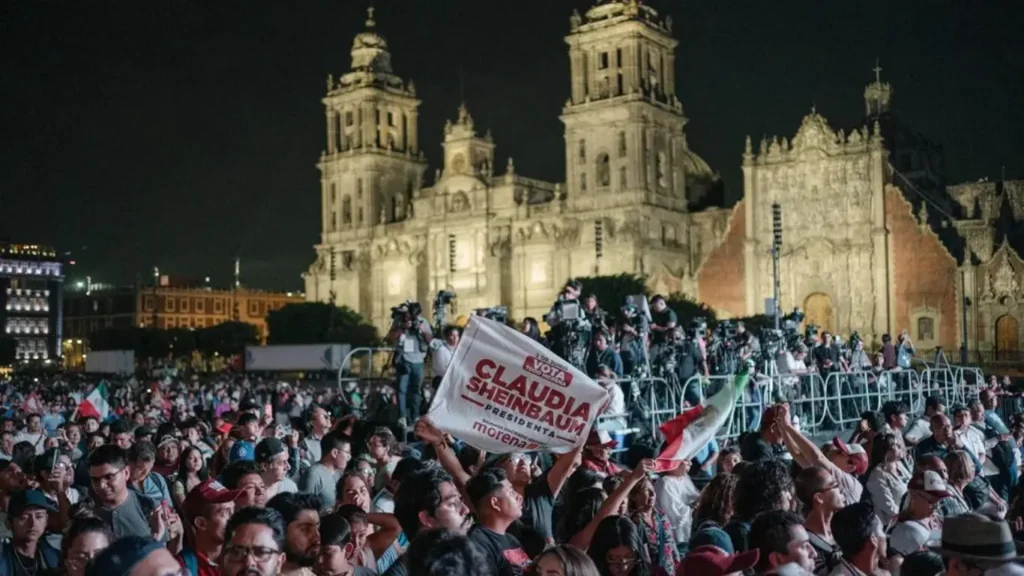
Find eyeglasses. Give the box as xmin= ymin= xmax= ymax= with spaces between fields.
xmin=223 ymin=545 xmax=281 ymax=563
xmin=813 ymin=482 xmax=840 ymax=495
xmin=89 ymin=467 xmax=126 ymax=486
xmin=605 ymin=554 xmax=638 ymax=568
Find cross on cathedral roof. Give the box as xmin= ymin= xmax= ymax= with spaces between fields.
xmin=366 ymin=5 xmax=376 ymax=28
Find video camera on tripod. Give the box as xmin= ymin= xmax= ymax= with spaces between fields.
xmin=473 ymin=305 xmax=508 ymax=325
xmin=432 ymin=290 xmax=456 ymax=332
xmin=547 ymin=295 xmax=593 ymax=372
xmin=390 ymin=300 xmax=423 ymax=326
xmin=707 ymin=320 xmax=739 ymax=375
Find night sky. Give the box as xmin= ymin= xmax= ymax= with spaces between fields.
xmin=2 ymin=1 xmax=1022 ymax=292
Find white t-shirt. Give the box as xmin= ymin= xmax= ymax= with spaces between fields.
xmin=430 ymin=339 xmax=456 ymax=377
xmin=597 ymin=381 xmax=627 ymax=430
xmin=15 ymin=430 xmax=46 ymax=454
xmin=655 ymin=475 xmax=701 ymax=543
xmin=904 ymin=417 xmax=931 ymax=445
xmin=889 ymin=519 xmax=939 ymax=556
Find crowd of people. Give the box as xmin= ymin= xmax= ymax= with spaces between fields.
xmin=0 ymin=368 xmax=1022 ymax=576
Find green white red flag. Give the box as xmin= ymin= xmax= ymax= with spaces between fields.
xmin=78 ymin=381 xmax=110 ymax=420
xmin=654 ymin=367 xmax=750 ymax=472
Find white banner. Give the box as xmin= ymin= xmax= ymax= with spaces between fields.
xmin=427 ymin=316 xmax=610 ymax=454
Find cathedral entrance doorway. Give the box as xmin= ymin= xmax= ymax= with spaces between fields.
xmin=803 ymin=293 xmax=834 ymax=334
xmin=995 ymin=314 xmax=1019 ymax=360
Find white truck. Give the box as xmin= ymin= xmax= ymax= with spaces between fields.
xmin=85 ymin=350 xmax=135 ymax=375
xmin=244 ymin=344 xmax=352 ymax=372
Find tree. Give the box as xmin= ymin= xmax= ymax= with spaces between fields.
xmin=665 ymin=292 xmax=717 ymax=329
xmin=0 ymin=336 xmax=16 ymax=366
xmin=196 ymin=321 xmax=261 ymax=357
xmin=266 ymin=302 xmax=378 ymax=347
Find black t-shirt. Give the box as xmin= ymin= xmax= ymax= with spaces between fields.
xmin=676 ymin=340 xmax=704 ymax=380
xmin=508 ymin=476 xmax=554 ymax=558
xmin=740 ymin=433 xmax=775 ymax=462
xmin=723 ymin=518 xmax=752 ymax=553
xmin=812 ymin=344 xmax=840 ymax=372
xmin=651 ymin=308 xmax=678 ymax=343
xmin=469 ymin=526 xmax=531 ymax=576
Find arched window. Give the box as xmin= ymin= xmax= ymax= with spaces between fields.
xmin=341 ymin=196 xmax=352 ymax=225
xmin=917 ymin=317 xmax=935 ymax=342
xmin=596 ymin=153 xmax=610 ymax=187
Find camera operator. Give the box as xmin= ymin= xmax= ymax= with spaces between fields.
xmin=582 ymin=293 xmax=609 ymax=334
xmin=547 ymin=279 xmax=591 ymax=371
xmin=649 ymin=295 xmax=677 ymax=346
xmin=386 ymin=302 xmax=434 ymax=426
xmin=617 ymin=298 xmax=647 ymax=376
xmin=586 ymin=330 xmax=622 ymax=379
xmin=677 ymin=323 xmax=709 ymax=408
xmin=811 ymin=331 xmax=846 ymax=380
xmin=733 ymin=321 xmax=759 ymax=361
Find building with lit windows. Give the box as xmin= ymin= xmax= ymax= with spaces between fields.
xmin=63 ymin=279 xmax=304 ymax=346
xmin=0 ymin=242 xmax=64 ymax=361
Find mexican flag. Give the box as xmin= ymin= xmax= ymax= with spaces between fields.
xmin=78 ymin=381 xmax=110 ymax=420
xmin=654 ymin=367 xmax=750 ymax=472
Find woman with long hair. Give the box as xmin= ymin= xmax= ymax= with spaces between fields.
xmin=692 ymin=473 xmax=738 ymax=532
xmin=626 ymin=476 xmax=679 ymax=575
xmin=864 ymin=433 xmax=909 ymax=526
xmin=530 ymin=544 xmax=600 ymax=576
xmin=587 ymin=516 xmax=655 ymax=576
xmin=62 ymin=516 xmax=114 ymax=576
xmin=171 ymin=445 xmax=208 ymax=510
xmin=558 ymin=487 xmax=606 ymax=544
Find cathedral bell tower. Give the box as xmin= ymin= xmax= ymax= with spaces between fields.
xmin=560 ymin=0 xmax=712 ymax=212
xmin=319 ymin=6 xmax=427 ymax=237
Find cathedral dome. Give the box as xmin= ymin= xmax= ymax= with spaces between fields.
xmin=350 ymin=7 xmax=393 ymax=74
xmin=679 ymin=147 xmax=713 ymax=179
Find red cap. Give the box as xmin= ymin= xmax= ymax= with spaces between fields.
xmin=586 ymin=429 xmax=618 ymax=448
xmin=832 ymin=437 xmax=869 ymax=475
xmin=676 ymin=546 xmax=760 ymax=576
xmin=217 ymin=422 xmax=233 ymax=435
xmin=183 ymin=478 xmax=242 ymax=523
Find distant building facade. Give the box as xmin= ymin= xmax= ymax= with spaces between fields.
xmin=303 ymin=0 xmax=1020 ymax=357
xmin=304 ymin=3 xmax=729 ymax=329
xmin=63 ymin=281 xmax=304 ymax=344
xmin=0 ymin=243 xmax=64 ymax=362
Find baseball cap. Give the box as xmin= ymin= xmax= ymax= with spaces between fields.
xmin=586 ymin=429 xmax=618 ymax=449
xmin=133 ymin=425 xmax=154 ymax=439
xmin=8 ymin=489 xmax=58 ymax=517
xmin=85 ymin=536 xmax=164 ymax=576
xmin=216 ymin=422 xmax=233 ymax=435
xmin=183 ymin=478 xmax=242 ymax=523
xmin=228 ymin=440 xmax=255 ymax=462
xmin=255 ymin=437 xmax=286 ymax=464
xmin=832 ymin=437 xmax=869 ymax=475
xmin=156 ymin=435 xmax=178 ymax=448
xmin=676 ymin=545 xmax=760 ymax=576
xmin=909 ymin=470 xmax=952 ymax=498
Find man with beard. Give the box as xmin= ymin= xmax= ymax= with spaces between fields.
xmin=178 ymin=478 xmax=242 ymax=576
xmin=266 ymin=492 xmax=323 ymax=576
xmin=222 ymin=507 xmax=288 ymax=576
xmin=317 ymin=513 xmax=376 ymax=576
xmin=383 ymin=466 xmax=470 ymax=576
xmin=0 ymin=489 xmax=61 ymax=574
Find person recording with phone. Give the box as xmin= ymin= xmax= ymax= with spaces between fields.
xmin=386 ymin=302 xmax=434 ymax=427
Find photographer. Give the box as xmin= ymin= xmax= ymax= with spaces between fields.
xmin=582 ymin=293 xmax=609 ymax=334
xmin=649 ymin=295 xmax=677 ymax=346
xmin=677 ymin=324 xmax=708 ymax=407
xmin=617 ymin=298 xmax=647 ymax=376
xmin=386 ymin=302 xmax=434 ymax=426
xmin=586 ymin=331 xmax=623 ymax=379
xmin=547 ymin=279 xmax=591 ymax=371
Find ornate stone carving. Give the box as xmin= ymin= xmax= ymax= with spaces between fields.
xmin=985 ymin=256 xmax=1021 ymax=302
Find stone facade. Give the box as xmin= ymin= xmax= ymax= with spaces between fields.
xmin=304 ymin=2 xmax=1020 ymax=354
xmin=304 ymin=3 xmax=729 ymax=330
